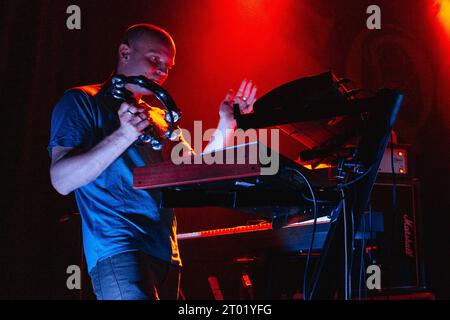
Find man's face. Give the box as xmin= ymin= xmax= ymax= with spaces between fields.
xmin=119 ymin=35 xmax=175 ymax=89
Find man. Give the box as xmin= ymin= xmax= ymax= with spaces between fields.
xmin=48 ymin=24 xmax=256 ymax=300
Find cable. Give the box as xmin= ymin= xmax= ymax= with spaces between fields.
xmin=337 ymin=165 xmax=375 ymax=300
xmin=283 ymin=167 xmax=317 ymax=301
xmin=359 ymin=208 xmax=366 ymax=300
xmin=340 ymin=188 xmax=349 ymax=300
xmin=348 ymin=206 xmax=355 ymax=299
xmin=368 ymin=201 xmax=373 ymax=260
xmin=365 ymin=201 xmax=374 ymax=300
xmin=307 ymin=200 xmax=343 ymax=299
xmin=389 ymin=137 xmax=398 ymax=257
xmin=390 ymin=138 xmax=397 ymax=212
xmin=292 ymin=163 xmax=372 ymax=299
xmin=336 ymin=165 xmax=375 ymax=189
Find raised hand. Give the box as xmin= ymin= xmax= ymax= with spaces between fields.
xmin=219 ymin=79 xmax=257 ymax=121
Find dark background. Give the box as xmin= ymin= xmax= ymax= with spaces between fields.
xmin=0 ymin=0 xmax=449 ymax=299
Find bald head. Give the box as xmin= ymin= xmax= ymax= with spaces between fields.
xmin=121 ymin=24 xmax=175 ymax=54
xmin=116 ymin=24 xmax=176 ymax=96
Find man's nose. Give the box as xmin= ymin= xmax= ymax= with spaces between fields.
xmin=156 ymin=67 xmax=168 ymax=77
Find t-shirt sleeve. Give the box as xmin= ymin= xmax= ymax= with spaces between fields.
xmin=47 ymin=89 xmax=96 ymax=158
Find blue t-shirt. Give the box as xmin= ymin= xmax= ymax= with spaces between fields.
xmin=48 ymin=83 xmax=181 ymax=273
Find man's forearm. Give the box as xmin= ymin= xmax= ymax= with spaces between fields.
xmin=50 ymin=129 xmax=133 ymax=195
xmin=203 ymin=118 xmax=237 ymax=154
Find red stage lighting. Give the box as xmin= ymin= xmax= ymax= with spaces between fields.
xmin=436 ymin=0 xmax=450 ymax=36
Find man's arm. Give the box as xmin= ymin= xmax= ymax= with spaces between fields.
xmin=203 ymin=80 xmax=257 ymax=153
xmin=50 ymin=102 xmax=150 ymax=195
xmin=202 ymin=117 xmax=237 ymax=154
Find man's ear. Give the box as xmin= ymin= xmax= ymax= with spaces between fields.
xmin=118 ymin=43 xmax=131 ymax=63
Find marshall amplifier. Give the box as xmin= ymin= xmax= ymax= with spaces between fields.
xmin=355 ymin=175 xmax=427 ymax=291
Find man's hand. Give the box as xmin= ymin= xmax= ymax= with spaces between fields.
xmin=50 ymin=101 xmax=151 ymax=196
xmin=116 ymin=101 xmax=151 ymax=142
xmin=219 ymin=79 xmax=257 ymax=122
xmin=204 ymin=79 xmax=258 ymax=154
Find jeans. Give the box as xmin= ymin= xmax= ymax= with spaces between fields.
xmin=89 ymin=250 xmax=181 ymax=300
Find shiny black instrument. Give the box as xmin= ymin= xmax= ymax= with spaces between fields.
xmin=108 ymin=74 xmax=182 ymax=150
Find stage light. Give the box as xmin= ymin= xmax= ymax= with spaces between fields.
xmin=436 ymin=0 xmax=450 ymax=36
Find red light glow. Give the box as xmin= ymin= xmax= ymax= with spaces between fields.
xmin=436 ymin=0 xmax=450 ymax=36
xmin=365 ymin=246 xmax=378 ymax=254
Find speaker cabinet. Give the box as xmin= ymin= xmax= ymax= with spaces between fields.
xmin=366 ymin=175 xmax=426 ymax=290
